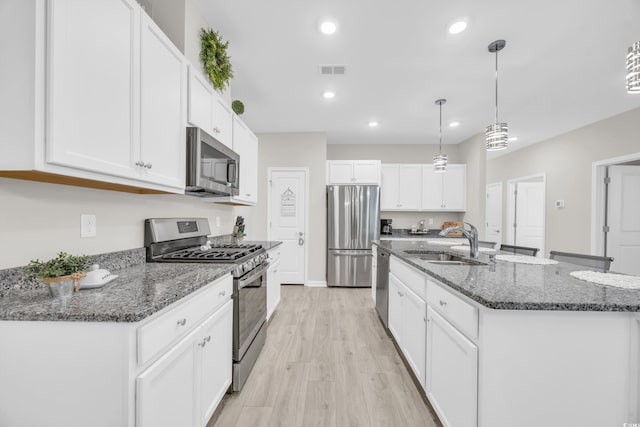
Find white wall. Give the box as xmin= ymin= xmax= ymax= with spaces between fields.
xmin=487 ymin=107 xmax=640 ymax=255
xmin=249 ymin=133 xmax=327 ymax=283
xmin=0 ymin=178 xmax=239 ymax=269
xmin=458 ymin=133 xmax=487 ymax=238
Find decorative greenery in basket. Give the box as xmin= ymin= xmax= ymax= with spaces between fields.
xmin=200 ymin=28 xmax=233 ymax=91
xmin=23 ymin=252 xmax=91 ymax=293
xmin=232 ymin=100 xmax=245 ymax=115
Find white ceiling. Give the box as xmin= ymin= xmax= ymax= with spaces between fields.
xmin=195 ymin=0 xmax=640 ymax=157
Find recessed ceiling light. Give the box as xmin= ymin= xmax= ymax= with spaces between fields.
xmin=323 ymin=90 xmax=335 ymax=99
xmin=449 ymin=121 xmax=460 ymax=127
xmin=509 ymin=136 xmax=519 ymax=141
xmin=320 ymin=20 xmax=337 ymax=35
xmin=368 ymin=121 xmax=379 ymax=128
xmin=448 ymin=20 xmax=467 ymax=35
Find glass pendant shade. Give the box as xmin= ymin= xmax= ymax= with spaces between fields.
xmin=485 ymin=122 xmax=509 ymax=151
xmin=433 ymin=153 xmax=448 ymax=172
xmin=434 ymin=98 xmax=448 ymax=172
xmin=627 ymin=41 xmax=640 ymax=94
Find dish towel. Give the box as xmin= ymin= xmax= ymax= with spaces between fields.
xmin=495 ymin=255 xmax=559 ymax=265
xmin=570 ymin=270 xmax=640 ymax=289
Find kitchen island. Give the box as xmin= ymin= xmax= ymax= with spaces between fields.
xmin=375 ymin=239 xmax=640 ymax=427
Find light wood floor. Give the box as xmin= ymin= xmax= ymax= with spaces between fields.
xmin=208 ymin=285 xmax=441 ymax=427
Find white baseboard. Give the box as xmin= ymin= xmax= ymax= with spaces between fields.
xmin=305 ymin=280 xmax=327 ymax=287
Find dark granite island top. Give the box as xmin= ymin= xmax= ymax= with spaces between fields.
xmin=0 ymin=263 xmax=233 ymax=322
xmin=375 ymin=239 xmax=640 ymax=312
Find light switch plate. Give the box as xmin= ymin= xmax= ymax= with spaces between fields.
xmin=81 ymin=214 xmax=97 ymax=238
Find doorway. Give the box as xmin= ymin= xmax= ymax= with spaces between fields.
xmin=592 ymin=152 xmax=640 ymax=275
xmin=506 ymin=174 xmax=546 ymax=257
xmin=485 ymin=182 xmax=503 ymax=244
xmin=267 ymin=168 xmax=309 ymax=285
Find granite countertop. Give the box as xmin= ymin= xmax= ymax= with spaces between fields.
xmin=0 ymin=263 xmax=234 ymax=322
xmin=375 ymin=239 xmax=640 ymax=312
xmin=252 ymin=240 xmax=283 ymax=251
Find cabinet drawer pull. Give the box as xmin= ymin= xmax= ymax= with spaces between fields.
xmin=398 ymin=291 xmax=404 ymax=297
xmin=213 ymin=127 xmax=220 ymax=134
xmin=176 ymin=318 xmax=187 ymax=326
xmin=204 ymin=335 xmax=211 ymax=343
xmin=439 ymin=300 xmax=447 ymax=307
xmin=144 ymin=163 xmax=152 ymax=169
xmin=219 ymin=291 xmax=226 ymax=296
xmin=135 ymin=160 xmax=144 ymax=167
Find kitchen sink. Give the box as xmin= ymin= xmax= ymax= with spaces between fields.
xmin=403 ymin=250 xmax=487 ymax=266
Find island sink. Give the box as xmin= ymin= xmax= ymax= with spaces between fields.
xmin=403 ymin=250 xmax=487 ymax=266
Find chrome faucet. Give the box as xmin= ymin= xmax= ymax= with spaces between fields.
xmin=439 ymin=222 xmax=479 ymax=258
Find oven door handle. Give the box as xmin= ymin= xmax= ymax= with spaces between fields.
xmin=237 ymin=262 xmax=269 ymax=289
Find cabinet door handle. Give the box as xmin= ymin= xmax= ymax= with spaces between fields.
xmin=144 ymin=163 xmax=152 ymax=169
xmin=439 ymin=300 xmax=447 ymax=307
xmin=213 ymin=127 xmax=220 ymax=134
xmin=205 ymin=335 xmax=211 ymax=343
xmin=398 ymin=291 xmax=404 ymax=297
xmin=219 ymin=291 xmax=226 ymax=296
xmin=135 ymin=161 xmax=144 ymax=167
xmin=177 ymin=318 xmax=187 ymax=326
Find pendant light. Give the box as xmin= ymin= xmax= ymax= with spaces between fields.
xmin=627 ymin=41 xmax=640 ymax=94
xmin=485 ymin=39 xmax=508 ymax=151
xmin=433 ymin=98 xmax=448 ymax=172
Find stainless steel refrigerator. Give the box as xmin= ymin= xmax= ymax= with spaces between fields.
xmin=327 ymin=185 xmax=380 ymax=287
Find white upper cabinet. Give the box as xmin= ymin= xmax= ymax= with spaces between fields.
xmin=186 ymin=66 xmax=233 ymax=150
xmin=1 ymin=0 xmax=189 ymax=193
xmin=421 ymin=164 xmax=466 ymax=211
xmin=327 ymin=160 xmax=381 ymax=184
xmin=187 ymin=67 xmax=214 ymax=132
xmin=219 ymin=115 xmax=257 ymax=206
xmin=139 ymin=13 xmax=186 ymax=190
xmin=46 ymin=0 xmax=141 ymax=179
xmin=212 ymin=96 xmax=233 ymax=148
xmin=380 ymin=164 xmax=422 ymax=210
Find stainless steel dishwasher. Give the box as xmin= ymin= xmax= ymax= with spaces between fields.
xmin=375 ymin=249 xmax=390 ymax=327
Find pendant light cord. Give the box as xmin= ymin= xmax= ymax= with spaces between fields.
xmin=495 ymin=49 xmax=499 ymax=123
xmin=439 ymin=102 xmax=443 ymax=154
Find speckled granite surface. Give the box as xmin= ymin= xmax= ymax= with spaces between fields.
xmin=0 ymin=263 xmax=233 ymax=322
xmin=375 ymin=239 xmax=640 ymax=312
xmin=380 ymin=229 xmax=466 ymax=240
xmin=0 ymin=248 xmax=146 ymax=297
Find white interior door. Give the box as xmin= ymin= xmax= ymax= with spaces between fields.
xmin=607 ymin=165 xmax=640 ymax=275
xmin=485 ymin=182 xmax=502 ymax=244
xmin=269 ymin=169 xmax=307 ymax=284
xmin=514 ymin=182 xmax=545 ymax=256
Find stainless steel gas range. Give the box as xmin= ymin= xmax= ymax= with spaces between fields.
xmin=144 ymin=217 xmax=268 ymax=391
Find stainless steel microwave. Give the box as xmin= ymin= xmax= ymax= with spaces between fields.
xmin=186 ymin=127 xmax=239 ymax=197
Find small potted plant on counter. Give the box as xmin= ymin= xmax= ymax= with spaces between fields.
xmin=22 ymin=252 xmax=91 ymax=297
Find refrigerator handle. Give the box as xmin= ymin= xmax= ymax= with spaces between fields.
xmin=332 ymin=251 xmax=372 ymax=256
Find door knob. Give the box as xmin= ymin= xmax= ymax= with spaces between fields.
xmin=298 ymin=232 xmax=304 ymax=245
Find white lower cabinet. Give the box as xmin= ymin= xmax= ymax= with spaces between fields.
xmin=137 ymin=327 xmax=199 ymax=427
xmin=388 ymin=270 xmax=427 ymax=387
xmin=426 ymin=306 xmax=478 ymax=427
xmin=198 ymin=300 xmax=234 ymax=425
xmin=137 ymin=295 xmax=233 ymax=427
xmin=0 ymin=274 xmax=233 ymax=427
xmin=267 ymin=247 xmax=282 ymax=320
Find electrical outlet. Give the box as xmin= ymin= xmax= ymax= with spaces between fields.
xmin=215 ymin=216 xmax=221 ymax=227
xmin=81 ymin=214 xmax=97 ymax=238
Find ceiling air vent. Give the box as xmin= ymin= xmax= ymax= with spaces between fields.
xmin=320 ymin=65 xmax=346 ymax=75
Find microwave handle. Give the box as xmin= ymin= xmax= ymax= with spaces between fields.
xmin=227 ymin=162 xmax=236 ymax=185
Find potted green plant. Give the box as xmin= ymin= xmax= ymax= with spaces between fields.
xmin=23 ymin=252 xmax=92 ymax=297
